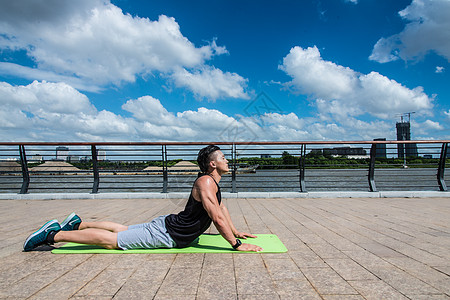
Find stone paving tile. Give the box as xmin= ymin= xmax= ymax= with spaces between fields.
xmin=289 ymin=249 xmax=327 ymax=268
xmin=72 ymin=265 xmax=135 ymax=297
xmin=407 ymin=295 xmax=450 ymax=300
xmin=301 ymin=266 xmax=359 ymax=296
xmin=272 ymin=278 xmax=317 ymax=295
xmin=307 ymin=242 xmax=348 ymax=259
xmin=322 ymin=296 xmax=365 ymax=300
xmin=113 ymin=258 xmax=174 ymax=299
xmin=1 ymin=197 xmax=449 ymax=299
xmin=279 ymin=293 xmax=322 ymax=300
xmin=409 ymin=240 xmax=450 ymax=259
xmin=2 ymin=262 xmax=75 ymax=298
xmin=343 ymin=249 xmax=397 ymax=269
xmin=234 ymin=254 xmax=278 ymax=297
xmin=237 ymin=294 xmax=280 ymax=300
xmin=433 ymin=265 xmax=450 ymax=276
xmin=29 ymin=255 xmax=117 ymax=299
xmin=153 ymin=295 xmax=196 ymax=300
xmin=324 ymin=258 xmax=378 ymax=281
xmin=358 ymin=242 xmax=407 ymax=258
xmin=384 ymin=256 xmax=450 ymax=295
xmin=196 ymin=255 xmax=237 ymax=300
xmin=171 ymin=253 xmax=205 ymax=269
xmin=349 ymin=279 xmax=410 ymax=299
xmin=263 ymin=258 xmax=304 ymax=281
xmin=156 ymin=265 xmax=202 ymax=296
xmin=369 ymin=266 xmax=441 ymax=296
xmin=0 ymin=253 xmax=70 ymax=298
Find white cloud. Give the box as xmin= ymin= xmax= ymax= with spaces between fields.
xmin=358 ymin=72 xmax=432 ymax=118
xmin=423 ymin=119 xmax=444 ymax=130
xmin=261 ymin=113 xmax=306 ymax=130
xmin=445 ymin=110 xmax=450 ymax=119
xmin=0 ymin=80 xmax=133 ymax=141
xmin=170 ymin=66 xmax=249 ymax=100
xmin=0 ymin=62 xmax=103 ymax=93
xmin=413 ymin=119 xmax=445 ymax=136
xmin=435 ymin=66 xmax=445 ymax=73
xmin=122 ymin=96 xmax=176 ymax=125
xmin=0 ymin=80 xmax=442 ymax=143
xmin=0 ymin=0 xmax=248 ymax=99
xmin=280 ymin=46 xmax=433 ymax=119
xmin=280 ymin=46 xmax=357 ymax=100
xmin=370 ymin=0 xmax=450 ymax=63
xmin=0 ymin=80 xmax=95 ymax=115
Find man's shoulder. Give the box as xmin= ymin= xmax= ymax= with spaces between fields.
xmin=193 ymin=175 xmax=218 ymax=196
xmin=195 ymin=175 xmax=215 ymax=187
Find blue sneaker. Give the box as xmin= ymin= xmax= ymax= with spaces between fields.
xmin=60 ymin=213 xmax=81 ymax=231
xmin=23 ymin=220 xmax=61 ymax=251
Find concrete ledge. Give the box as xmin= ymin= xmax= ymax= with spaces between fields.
xmin=221 ymin=192 xmax=238 ymax=198
xmin=306 ymin=191 xmax=380 ymax=198
xmin=379 ymin=191 xmax=450 ymax=198
xmin=1 ymin=191 xmax=449 ymax=200
xmin=234 ymin=192 xmax=272 ymax=198
xmin=165 ymin=192 xmax=190 ymax=199
xmin=268 ymin=192 xmax=308 ymax=198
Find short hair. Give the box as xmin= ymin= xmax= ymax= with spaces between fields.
xmin=197 ymin=145 xmax=221 ymax=173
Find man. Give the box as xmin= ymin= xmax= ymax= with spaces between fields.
xmin=24 ymin=145 xmax=262 ymax=252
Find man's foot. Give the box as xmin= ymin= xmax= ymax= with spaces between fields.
xmin=23 ymin=220 xmax=61 ymax=251
xmin=60 ymin=213 xmax=81 ymax=231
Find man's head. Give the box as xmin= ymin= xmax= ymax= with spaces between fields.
xmin=197 ymin=145 xmax=227 ymax=174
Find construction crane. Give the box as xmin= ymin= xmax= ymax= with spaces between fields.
xmin=395 ymin=112 xmax=415 ymax=123
xmin=394 ymin=112 xmax=416 ymax=168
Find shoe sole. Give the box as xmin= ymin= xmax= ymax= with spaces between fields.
xmin=60 ymin=212 xmax=76 ymax=229
xmin=23 ymin=219 xmax=59 ymax=251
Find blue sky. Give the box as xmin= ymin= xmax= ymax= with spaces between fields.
xmin=0 ymin=0 xmax=449 ymax=142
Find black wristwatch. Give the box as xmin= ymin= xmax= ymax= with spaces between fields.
xmin=232 ymin=239 xmax=242 ymax=249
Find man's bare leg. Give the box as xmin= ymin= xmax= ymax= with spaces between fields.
xmin=54 ymin=228 xmax=119 ymax=249
xmin=79 ymin=221 xmax=128 ymax=233
xmin=54 ymin=219 xmax=129 ymax=249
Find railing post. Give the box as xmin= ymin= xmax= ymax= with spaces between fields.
xmin=162 ymin=145 xmax=168 ymax=193
xmin=299 ymin=144 xmax=306 ymax=192
xmin=368 ymin=143 xmax=377 ymax=192
xmin=437 ymin=142 xmax=448 ymax=191
xmin=232 ymin=143 xmax=237 ymax=193
xmin=19 ymin=145 xmax=30 ymax=194
xmin=91 ymin=145 xmax=99 ymax=193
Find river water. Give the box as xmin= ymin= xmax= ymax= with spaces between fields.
xmin=0 ymin=168 xmax=442 ymax=193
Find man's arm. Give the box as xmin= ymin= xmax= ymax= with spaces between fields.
xmin=194 ymin=177 xmax=262 ymax=252
xmin=220 ymin=203 xmax=257 ymax=239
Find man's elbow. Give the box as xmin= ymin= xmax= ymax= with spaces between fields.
xmin=212 ymin=217 xmax=227 ymax=229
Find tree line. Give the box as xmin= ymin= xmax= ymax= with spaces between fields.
xmin=65 ymin=150 xmax=445 ymax=170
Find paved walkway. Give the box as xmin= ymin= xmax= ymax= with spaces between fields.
xmin=0 ymin=197 xmax=449 ymax=299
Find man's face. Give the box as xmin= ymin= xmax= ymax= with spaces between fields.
xmin=211 ymin=150 xmax=229 ymax=174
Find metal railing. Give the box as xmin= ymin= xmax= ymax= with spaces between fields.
xmin=0 ymin=141 xmax=448 ymax=194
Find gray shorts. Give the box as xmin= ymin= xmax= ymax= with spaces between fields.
xmin=117 ymin=215 xmax=176 ymax=250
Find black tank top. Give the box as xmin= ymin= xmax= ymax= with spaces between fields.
xmin=165 ymin=174 xmax=222 ymax=248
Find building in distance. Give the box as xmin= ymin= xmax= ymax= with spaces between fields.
xmin=55 ymin=146 xmax=69 ymax=161
xmin=396 ymin=115 xmax=418 ymax=158
xmin=322 ymin=147 xmax=368 ymax=159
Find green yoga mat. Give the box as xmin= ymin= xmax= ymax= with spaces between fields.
xmin=52 ymin=234 xmax=287 ymax=254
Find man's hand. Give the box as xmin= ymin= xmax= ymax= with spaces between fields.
xmin=235 ymin=231 xmax=257 ymax=239
xmin=236 ymin=243 xmax=263 ymax=252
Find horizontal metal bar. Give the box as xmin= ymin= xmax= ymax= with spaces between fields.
xmin=2 ymin=140 xmax=449 ymax=146
xmin=98 ymin=187 xmax=162 ymax=190
xmin=28 ymin=187 xmax=92 ymax=190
